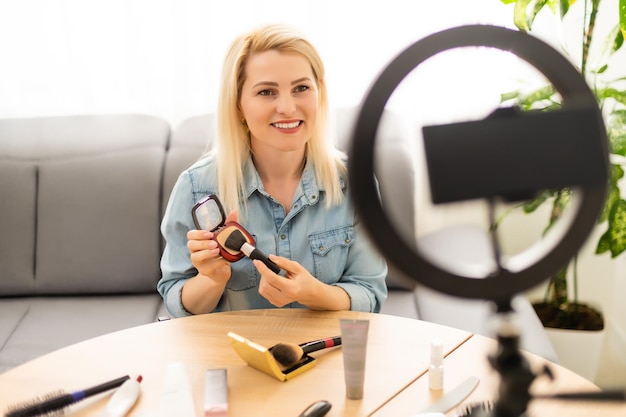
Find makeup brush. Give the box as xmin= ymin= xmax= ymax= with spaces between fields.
xmin=5 ymin=375 xmax=130 ymax=417
xmin=270 ymin=336 xmax=342 ymax=369
xmin=454 ymin=400 xmax=494 ymax=416
xmin=455 ymin=389 xmax=626 ymax=416
xmin=533 ymin=389 xmax=626 ymax=400
xmin=224 ymin=229 xmax=281 ymax=274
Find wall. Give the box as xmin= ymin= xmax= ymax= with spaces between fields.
xmin=0 ymin=0 xmax=623 ymax=387
xmin=0 ymin=0 xmax=514 ymax=126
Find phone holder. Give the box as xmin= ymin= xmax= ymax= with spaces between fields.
xmin=192 ymin=194 xmax=255 ymax=262
xmin=227 ymin=332 xmax=317 ymax=381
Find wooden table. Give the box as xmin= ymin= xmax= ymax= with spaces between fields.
xmin=373 ymin=335 xmax=626 ymax=417
xmin=0 ymin=309 xmax=623 ymax=416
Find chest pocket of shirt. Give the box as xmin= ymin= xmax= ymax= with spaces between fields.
xmin=309 ymin=226 xmax=355 ymax=282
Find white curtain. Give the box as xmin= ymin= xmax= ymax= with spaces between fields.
xmin=0 ymin=0 xmax=521 ymax=127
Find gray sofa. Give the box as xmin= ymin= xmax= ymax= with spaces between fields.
xmin=0 ymin=108 xmax=557 ymax=374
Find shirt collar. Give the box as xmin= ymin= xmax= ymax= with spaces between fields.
xmin=242 ymin=156 xmax=328 ymax=206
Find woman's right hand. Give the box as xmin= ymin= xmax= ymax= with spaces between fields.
xmin=187 ymin=210 xmax=239 ymax=284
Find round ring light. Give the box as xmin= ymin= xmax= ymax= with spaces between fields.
xmin=349 ymin=25 xmax=608 ymax=303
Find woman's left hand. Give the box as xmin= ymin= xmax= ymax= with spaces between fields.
xmin=255 ymin=255 xmax=314 ymax=307
xmin=255 ymin=255 xmax=350 ymax=310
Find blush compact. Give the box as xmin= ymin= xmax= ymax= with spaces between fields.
xmin=192 ymin=194 xmax=255 ymax=262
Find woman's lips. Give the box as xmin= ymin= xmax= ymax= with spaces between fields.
xmin=272 ymin=120 xmax=302 ymax=129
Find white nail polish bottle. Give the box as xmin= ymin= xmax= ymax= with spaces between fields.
xmin=429 ymin=338 xmax=444 ymax=391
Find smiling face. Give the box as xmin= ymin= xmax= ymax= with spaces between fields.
xmin=239 ymin=50 xmax=319 ymax=155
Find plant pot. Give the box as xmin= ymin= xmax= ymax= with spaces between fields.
xmin=545 ymin=326 xmax=605 ymax=381
xmin=532 ymin=301 xmax=606 ymax=381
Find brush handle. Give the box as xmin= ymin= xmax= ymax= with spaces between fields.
xmin=241 ymin=243 xmax=281 ymax=274
xmin=6 ymin=375 xmax=130 ymax=417
xmin=83 ymin=375 xmax=130 ymax=397
xmin=300 ymin=336 xmax=342 ymax=354
xmin=250 ymin=248 xmax=281 ymax=274
xmin=536 ymin=389 xmax=626 ymax=401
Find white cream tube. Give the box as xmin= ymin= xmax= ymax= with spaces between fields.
xmin=339 ymin=318 xmax=370 ymax=400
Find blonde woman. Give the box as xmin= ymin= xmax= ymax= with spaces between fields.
xmin=158 ymin=24 xmax=387 ymax=317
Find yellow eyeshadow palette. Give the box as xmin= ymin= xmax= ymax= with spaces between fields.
xmin=227 ymin=331 xmax=317 ymax=381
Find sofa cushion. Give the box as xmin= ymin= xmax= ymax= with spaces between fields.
xmin=0 ymin=114 xmax=170 ymax=295
xmin=0 ymin=161 xmax=37 ymax=294
xmin=36 ymin=148 xmax=165 ymax=293
xmin=0 ymin=294 xmax=163 ymax=373
xmin=162 ymin=113 xmax=215 ymax=215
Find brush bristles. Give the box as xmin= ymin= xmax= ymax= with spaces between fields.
xmin=223 ymin=229 xmax=247 ymax=251
xmin=5 ymin=390 xmax=68 ymax=417
xmin=270 ymin=343 xmax=305 ymax=368
xmin=454 ymin=400 xmax=494 ymax=417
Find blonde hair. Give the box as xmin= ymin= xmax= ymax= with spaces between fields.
xmin=213 ymin=23 xmax=346 ymax=216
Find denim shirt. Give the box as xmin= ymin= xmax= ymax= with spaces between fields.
xmin=157 ymin=154 xmax=388 ymax=317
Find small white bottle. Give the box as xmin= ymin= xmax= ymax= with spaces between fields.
xmin=101 ymin=375 xmax=142 ymax=417
xmin=429 ymin=338 xmax=444 ymax=391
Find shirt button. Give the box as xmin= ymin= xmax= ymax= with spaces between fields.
xmin=311 ymin=195 xmax=317 ymax=200
xmin=345 ymin=238 xmax=351 ymax=244
xmin=319 ymin=246 xmax=324 ymax=251
xmin=280 ymin=234 xmax=286 ymax=240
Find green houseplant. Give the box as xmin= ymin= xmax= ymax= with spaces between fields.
xmin=497 ymin=0 xmax=626 ymax=331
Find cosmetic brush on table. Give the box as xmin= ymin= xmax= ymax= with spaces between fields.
xmin=5 ymin=375 xmax=130 ymax=417
xmin=270 ymin=336 xmax=342 ymax=368
xmin=224 ymin=229 xmax=282 ymax=274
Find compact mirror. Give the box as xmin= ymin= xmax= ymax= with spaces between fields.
xmin=191 ymin=194 xmax=255 ymax=262
xmin=192 ymin=194 xmax=226 ymax=232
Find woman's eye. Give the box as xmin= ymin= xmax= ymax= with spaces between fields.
xmin=294 ymin=85 xmax=309 ymax=93
xmin=258 ymin=89 xmax=274 ymax=96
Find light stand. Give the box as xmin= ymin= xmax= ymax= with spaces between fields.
xmin=348 ymin=25 xmax=611 ymax=417
xmin=480 ymin=307 xmax=552 ymax=417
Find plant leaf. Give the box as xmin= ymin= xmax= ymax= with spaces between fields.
xmin=559 ymin=0 xmax=572 ymax=18
xmin=606 ymin=198 xmax=626 ymax=257
xmin=596 ymin=88 xmax=626 ymax=106
xmin=614 ymin=28 xmax=624 ymax=53
xmin=514 ymin=0 xmax=533 ymax=30
xmin=501 ymin=90 xmax=521 ymax=102
xmin=519 ymin=85 xmax=558 ymax=109
xmin=529 ymin=0 xmax=551 ymax=27
xmin=599 ymin=175 xmax=623 ymax=224
xmin=608 ymin=110 xmax=626 ymax=156
xmin=544 ymin=189 xmax=571 ymax=234
xmin=522 ymin=189 xmax=554 ymax=213
xmin=619 ymin=0 xmax=626 ymax=38
xmin=597 ymin=228 xmax=611 ymax=254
